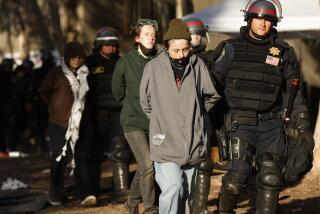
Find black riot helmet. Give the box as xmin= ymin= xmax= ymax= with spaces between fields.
xmin=94 ymin=26 xmax=120 ymax=50
xmin=184 ymin=17 xmax=208 ymax=37
xmin=242 ymin=0 xmax=283 ymax=26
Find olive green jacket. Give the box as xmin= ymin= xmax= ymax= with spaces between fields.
xmin=112 ymin=49 xmax=155 ymax=133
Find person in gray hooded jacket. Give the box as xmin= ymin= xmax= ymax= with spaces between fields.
xmin=139 ymin=18 xmax=220 ymax=214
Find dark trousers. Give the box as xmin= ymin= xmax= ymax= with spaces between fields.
xmin=0 ymin=113 xmax=7 ymax=152
xmin=219 ymin=119 xmax=286 ymax=212
xmin=90 ymin=116 xmax=129 ymax=192
xmin=93 ymin=116 xmax=125 ymax=162
xmin=125 ymin=130 xmax=155 ymax=210
xmin=228 ymin=119 xmax=286 ymax=178
xmin=48 ymin=122 xmax=96 ymax=201
xmin=97 ymin=117 xmax=124 ymax=146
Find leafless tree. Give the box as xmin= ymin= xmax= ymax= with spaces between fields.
xmin=0 ymin=0 xmax=83 ymax=56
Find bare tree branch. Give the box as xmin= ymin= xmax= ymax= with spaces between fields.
xmin=29 ymin=0 xmax=54 ymax=49
xmin=48 ymin=0 xmax=65 ymax=54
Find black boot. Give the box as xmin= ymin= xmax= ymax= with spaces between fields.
xmin=218 ymin=188 xmax=238 ymax=214
xmin=193 ymin=171 xmax=213 ymax=214
xmin=112 ymin=161 xmax=129 ymax=202
xmin=255 ymin=154 xmax=282 ymax=214
xmin=255 ymin=188 xmax=279 ymax=214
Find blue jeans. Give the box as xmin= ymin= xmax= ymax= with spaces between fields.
xmin=125 ymin=130 xmax=156 ymax=210
xmin=155 ymin=162 xmax=197 ymax=214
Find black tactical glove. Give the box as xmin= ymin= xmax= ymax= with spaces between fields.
xmin=216 ymin=127 xmax=229 ymax=161
xmin=284 ymin=112 xmax=315 ymax=185
xmin=292 ymin=112 xmax=315 ymax=152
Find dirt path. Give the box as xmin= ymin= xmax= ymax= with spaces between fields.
xmin=1 ymin=155 xmax=320 ymax=213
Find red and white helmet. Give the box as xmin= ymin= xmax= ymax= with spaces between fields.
xmin=242 ymin=0 xmax=283 ymax=26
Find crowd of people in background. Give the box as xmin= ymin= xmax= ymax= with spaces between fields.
xmin=0 ymin=0 xmax=316 ymax=214
xmin=0 ymin=51 xmax=55 ymax=156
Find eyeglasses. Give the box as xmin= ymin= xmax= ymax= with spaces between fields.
xmin=136 ymin=19 xmax=159 ymax=32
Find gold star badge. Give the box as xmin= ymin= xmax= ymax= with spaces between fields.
xmin=269 ymin=47 xmax=280 ymax=56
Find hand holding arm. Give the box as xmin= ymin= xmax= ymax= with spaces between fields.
xmin=139 ymin=63 xmax=152 ymax=118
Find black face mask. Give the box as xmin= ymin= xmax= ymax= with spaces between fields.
xmin=138 ymin=43 xmax=156 ymax=57
xmin=170 ymin=57 xmax=189 ymax=69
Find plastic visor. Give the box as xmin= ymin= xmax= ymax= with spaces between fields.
xmin=96 ymin=36 xmax=119 ymax=41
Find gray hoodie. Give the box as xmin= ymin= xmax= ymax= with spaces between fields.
xmin=140 ymin=52 xmax=220 ymax=166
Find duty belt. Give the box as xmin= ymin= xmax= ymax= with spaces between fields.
xmin=227 ymin=110 xmax=281 ymax=128
xmin=257 ymin=111 xmax=281 ymax=121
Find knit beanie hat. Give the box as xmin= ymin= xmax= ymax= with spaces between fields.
xmin=64 ymin=41 xmax=86 ymax=63
xmin=163 ymin=18 xmax=191 ymax=41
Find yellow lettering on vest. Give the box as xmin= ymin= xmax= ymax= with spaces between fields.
xmin=93 ymin=66 xmax=104 ymax=74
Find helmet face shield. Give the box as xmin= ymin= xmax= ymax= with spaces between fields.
xmin=243 ymin=0 xmax=283 ymax=24
xmin=94 ymin=26 xmax=120 ymax=49
xmin=136 ymin=19 xmax=159 ymax=32
xmin=189 ymin=28 xmax=206 ymax=36
xmin=184 ymin=17 xmax=208 ymax=37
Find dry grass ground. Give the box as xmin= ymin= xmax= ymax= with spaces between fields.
xmin=1 ymin=154 xmax=320 ymax=213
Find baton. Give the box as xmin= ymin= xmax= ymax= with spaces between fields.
xmin=284 ymin=78 xmax=300 ymax=123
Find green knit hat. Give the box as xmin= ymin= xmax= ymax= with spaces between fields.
xmin=163 ymin=18 xmax=191 ymax=41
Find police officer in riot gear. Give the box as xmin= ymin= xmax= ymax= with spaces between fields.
xmin=183 ymin=17 xmax=215 ymax=214
xmin=86 ymin=26 xmax=130 ymax=201
xmin=184 ymin=17 xmax=225 ymax=72
xmin=211 ymin=0 xmax=314 ymax=213
xmin=184 ymin=17 xmax=228 ymax=214
xmin=185 ymin=18 xmax=209 ymax=60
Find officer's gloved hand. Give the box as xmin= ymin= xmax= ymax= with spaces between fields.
xmin=284 ymin=112 xmax=315 ymax=185
xmin=293 ymin=112 xmax=315 ymax=151
xmin=216 ymin=127 xmax=229 ymax=161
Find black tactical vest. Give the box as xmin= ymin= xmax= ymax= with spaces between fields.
xmin=87 ymin=53 xmax=121 ymax=112
xmin=225 ymin=37 xmax=287 ymax=112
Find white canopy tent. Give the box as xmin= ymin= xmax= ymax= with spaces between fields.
xmin=184 ymin=0 xmax=320 ymax=34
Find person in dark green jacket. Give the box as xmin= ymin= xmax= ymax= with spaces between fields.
xmin=112 ymin=19 xmax=159 ymax=214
